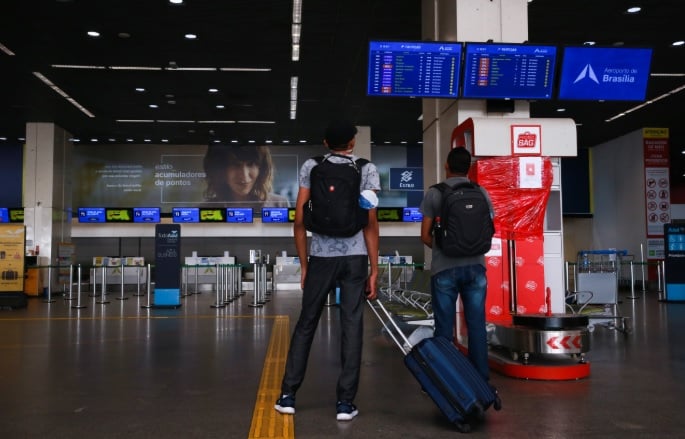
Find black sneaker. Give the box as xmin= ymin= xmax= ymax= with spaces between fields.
xmin=336 ymin=401 xmax=358 ymax=421
xmin=274 ymin=394 xmax=295 ymax=415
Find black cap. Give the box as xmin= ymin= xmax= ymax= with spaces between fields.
xmin=324 ymin=120 xmax=357 ymax=149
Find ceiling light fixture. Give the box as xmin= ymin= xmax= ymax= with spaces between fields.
xmin=164 ymin=66 xmax=216 ymax=71
xmin=87 ymin=31 xmax=100 ymax=37
xmin=0 ymin=43 xmax=15 ymax=56
xmin=673 ymin=41 xmax=685 ymax=47
xmin=626 ymin=7 xmax=641 ymax=13
xmin=219 ymin=67 xmax=271 ymax=73
xmin=184 ymin=33 xmax=198 ymax=40
xmin=32 ymin=71 xmax=95 ymax=117
xmin=606 ymin=83 xmax=685 ymax=122
xmin=208 ymin=88 xmax=219 ymax=93
xmin=110 ymin=66 xmax=162 ymax=71
xmin=169 ymin=0 xmax=183 ymax=4
xmin=51 ymin=64 xmax=107 ymax=69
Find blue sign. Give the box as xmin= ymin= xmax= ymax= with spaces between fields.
xmin=262 ymin=207 xmax=289 ymax=223
xmin=389 ymin=168 xmax=424 ymax=191
xmin=557 ymin=47 xmax=652 ymax=101
xmin=226 ymin=208 xmax=253 ymax=223
xmin=78 ymin=207 xmax=106 ymax=223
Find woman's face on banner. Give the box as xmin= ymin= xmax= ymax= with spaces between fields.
xmin=226 ymin=161 xmax=260 ymax=199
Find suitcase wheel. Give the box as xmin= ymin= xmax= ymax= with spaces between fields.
xmin=493 ymin=395 xmax=502 ymax=411
xmin=455 ymin=421 xmax=471 ymax=433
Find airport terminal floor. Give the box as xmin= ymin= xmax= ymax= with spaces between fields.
xmin=1 ymin=283 xmax=684 ymax=438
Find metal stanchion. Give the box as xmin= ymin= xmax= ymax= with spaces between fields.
xmin=181 ymin=266 xmax=189 ymax=297
xmin=97 ymin=266 xmax=110 ymax=304
xmin=658 ymin=260 xmax=664 ymax=293
xmin=116 ymin=265 xmax=128 ymax=300
xmin=71 ymin=265 xmax=86 ymax=309
xmin=43 ymin=265 xmax=55 ymax=303
xmin=194 ymin=265 xmax=199 ymax=294
xmin=248 ymin=252 xmax=264 ymax=308
xmin=134 ymin=266 xmax=144 ymax=297
xmin=640 ymin=244 xmax=647 ymax=293
xmin=626 ymin=261 xmax=640 ymax=300
xmin=141 ymin=263 xmax=153 ymax=309
xmin=211 ymin=263 xmax=225 ymax=308
xmin=64 ymin=265 xmax=75 ymax=301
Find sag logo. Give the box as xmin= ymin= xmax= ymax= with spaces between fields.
xmin=573 ymin=64 xmax=599 ymax=84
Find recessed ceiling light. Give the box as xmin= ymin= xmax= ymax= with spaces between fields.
xmin=216 ymin=105 xmax=225 ymax=109
xmin=149 ymin=104 xmax=158 ymax=108
xmin=135 ymin=87 xmax=145 ymax=92
xmin=556 ymin=108 xmax=566 ymax=112
xmin=87 ymin=31 xmax=100 ymax=37
xmin=169 ymin=0 xmax=183 ymax=4
xmin=184 ymin=33 xmax=198 ymax=40
xmin=673 ymin=41 xmax=685 ymax=47
xmin=208 ymin=88 xmax=218 ymax=93
xmin=626 ymin=6 xmax=641 ymax=13
xmin=583 ymin=41 xmax=596 ymax=46
xmin=118 ymin=32 xmax=131 ymax=39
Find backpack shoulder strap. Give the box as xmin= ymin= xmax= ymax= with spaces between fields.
xmin=430 ymin=182 xmax=449 ymax=193
xmin=313 ymin=155 xmax=325 ymax=164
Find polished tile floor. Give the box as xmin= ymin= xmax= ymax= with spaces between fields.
xmin=1 ymin=283 xmax=684 ymax=438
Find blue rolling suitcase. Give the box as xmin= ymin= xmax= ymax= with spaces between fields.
xmin=368 ymin=300 xmax=501 ymax=433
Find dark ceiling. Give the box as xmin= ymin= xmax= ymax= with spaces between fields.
xmin=1 ymin=0 xmax=684 ymax=173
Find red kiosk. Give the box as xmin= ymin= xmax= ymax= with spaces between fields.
xmin=451 ymin=117 xmax=590 ymax=380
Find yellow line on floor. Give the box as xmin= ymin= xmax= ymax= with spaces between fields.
xmin=248 ymin=315 xmax=294 ymax=439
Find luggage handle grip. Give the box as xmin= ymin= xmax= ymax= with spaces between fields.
xmin=366 ymin=299 xmax=413 ymax=355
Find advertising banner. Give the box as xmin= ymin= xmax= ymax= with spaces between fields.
xmin=0 ymin=225 xmax=25 ymax=293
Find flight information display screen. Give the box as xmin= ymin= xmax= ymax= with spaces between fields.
xmin=462 ymin=42 xmax=557 ymax=100
xmin=402 ymin=207 xmax=423 ymax=222
xmin=78 ymin=207 xmax=106 ymax=223
xmin=367 ymin=41 xmax=462 ymax=98
xmin=226 ymin=208 xmax=253 ymax=223
xmin=133 ymin=207 xmax=161 ymax=223
xmin=0 ymin=208 xmax=8 ymax=223
xmin=262 ymin=207 xmax=289 ymax=223
xmin=172 ymin=207 xmax=200 ymax=223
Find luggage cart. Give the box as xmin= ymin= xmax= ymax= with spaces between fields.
xmin=574 ymin=249 xmax=631 ymax=333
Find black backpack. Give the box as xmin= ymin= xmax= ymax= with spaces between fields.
xmin=432 ymin=181 xmax=494 ymax=257
xmin=303 ymin=154 xmax=370 ymax=237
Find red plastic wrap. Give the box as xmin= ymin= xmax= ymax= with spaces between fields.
xmin=469 ymin=156 xmax=553 ymax=240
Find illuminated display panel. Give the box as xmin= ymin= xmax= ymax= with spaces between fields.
xmin=367 ymin=40 xmax=462 ymax=98
xmin=262 ymin=207 xmax=289 ymax=223
xmin=199 ymin=208 xmax=226 ymax=222
xmin=557 ymin=46 xmax=652 ymax=101
xmin=226 ymin=207 xmax=253 ymax=223
xmin=78 ymin=207 xmax=106 ymax=223
xmin=462 ymin=42 xmax=557 ymax=100
xmin=377 ymin=208 xmax=403 ymax=222
xmin=9 ymin=208 xmax=23 ymax=223
xmin=402 ymin=207 xmax=423 ymax=222
xmin=172 ymin=207 xmax=200 ymax=223
xmin=0 ymin=208 xmax=8 ymax=223
xmin=106 ymin=208 xmax=134 ymax=222
xmin=133 ymin=207 xmax=161 ymax=223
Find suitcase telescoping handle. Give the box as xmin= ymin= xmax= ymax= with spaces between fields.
xmin=366 ymin=299 xmax=413 ymax=355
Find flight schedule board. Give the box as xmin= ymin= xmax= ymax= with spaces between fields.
xmin=367 ymin=41 xmax=461 ymax=98
xmin=462 ymin=43 xmax=557 ymax=100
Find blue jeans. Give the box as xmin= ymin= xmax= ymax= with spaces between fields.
xmin=281 ymin=255 xmax=368 ymax=402
xmin=431 ymin=264 xmax=489 ymax=381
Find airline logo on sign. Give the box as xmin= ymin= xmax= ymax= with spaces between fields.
xmin=573 ymin=64 xmax=599 ymax=84
xmin=511 ymin=125 xmax=542 ymax=155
